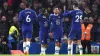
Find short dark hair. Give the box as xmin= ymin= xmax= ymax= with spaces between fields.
xmin=25 ymin=2 xmax=30 ymax=8
xmin=73 ymin=2 xmax=79 ymax=7
xmin=53 ymin=6 xmax=58 ymax=10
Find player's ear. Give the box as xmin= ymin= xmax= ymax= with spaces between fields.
xmin=53 ymin=9 xmax=55 ymax=13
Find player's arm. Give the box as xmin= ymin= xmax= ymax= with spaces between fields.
xmin=18 ymin=11 xmax=23 ymax=23
xmin=50 ymin=22 xmax=53 ymax=32
xmin=37 ymin=12 xmax=43 ymax=21
xmin=49 ymin=14 xmax=54 ymax=37
xmin=38 ymin=8 xmax=47 ymax=21
xmin=18 ymin=11 xmax=23 ymax=27
xmin=62 ymin=6 xmax=72 ymax=17
xmin=49 ymin=22 xmax=54 ymax=37
xmin=49 ymin=14 xmax=53 ymax=32
xmin=32 ymin=11 xmax=38 ymax=23
xmin=63 ymin=10 xmax=72 ymax=17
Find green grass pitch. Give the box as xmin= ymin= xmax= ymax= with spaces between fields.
xmin=0 ymin=54 xmax=100 ymax=56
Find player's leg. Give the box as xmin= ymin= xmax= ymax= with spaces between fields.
xmin=77 ymin=40 xmax=83 ymax=55
xmin=22 ymin=29 xmax=27 ymax=54
xmin=68 ymin=30 xmax=75 ymax=55
xmin=25 ymin=38 xmax=31 ymax=54
xmin=41 ymin=37 xmax=48 ymax=55
xmin=39 ymin=32 xmax=47 ymax=55
xmin=40 ymin=44 xmax=46 ymax=55
xmin=68 ymin=39 xmax=72 ymax=55
xmin=54 ymin=33 xmax=61 ymax=55
xmin=55 ymin=42 xmax=60 ymax=55
xmin=24 ymin=31 xmax=32 ymax=54
xmin=54 ymin=32 xmax=63 ymax=55
xmin=77 ymin=31 xmax=83 ymax=55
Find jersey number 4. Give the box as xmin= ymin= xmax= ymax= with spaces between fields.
xmin=26 ymin=15 xmax=31 ymax=22
xmin=75 ymin=15 xmax=82 ymax=22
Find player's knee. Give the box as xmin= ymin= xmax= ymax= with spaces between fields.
xmin=41 ymin=44 xmax=48 ymax=48
xmin=77 ymin=40 xmax=81 ymax=45
xmin=45 ymin=45 xmax=48 ymax=48
xmin=41 ymin=44 xmax=45 ymax=47
xmin=26 ymin=38 xmax=31 ymax=42
xmin=55 ymin=42 xmax=60 ymax=46
xmin=68 ymin=39 xmax=72 ymax=45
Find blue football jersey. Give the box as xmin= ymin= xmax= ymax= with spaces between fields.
xmin=18 ymin=9 xmax=37 ymax=28
xmin=49 ymin=14 xmax=63 ymax=32
xmin=65 ymin=10 xmax=83 ymax=30
xmin=38 ymin=13 xmax=49 ymax=31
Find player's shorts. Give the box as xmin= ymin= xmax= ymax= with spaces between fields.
xmin=39 ymin=31 xmax=48 ymax=44
xmin=68 ymin=29 xmax=82 ymax=40
xmin=22 ymin=27 xmax=32 ymax=39
xmin=54 ymin=31 xmax=63 ymax=43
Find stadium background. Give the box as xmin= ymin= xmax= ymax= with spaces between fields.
xmin=0 ymin=0 xmax=100 ymax=55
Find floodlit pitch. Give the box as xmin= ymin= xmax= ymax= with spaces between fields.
xmin=0 ymin=54 xmax=100 ymax=56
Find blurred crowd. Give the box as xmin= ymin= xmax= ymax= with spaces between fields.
xmin=0 ymin=0 xmax=100 ymax=54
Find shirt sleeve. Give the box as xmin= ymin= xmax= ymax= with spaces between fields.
xmin=33 ymin=11 xmax=38 ymax=23
xmin=63 ymin=10 xmax=72 ymax=18
xmin=49 ymin=14 xmax=52 ymax=23
xmin=49 ymin=14 xmax=53 ymax=32
xmin=18 ymin=11 xmax=23 ymax=23
xmin=37 ymin=12 xmax=43 ymax=21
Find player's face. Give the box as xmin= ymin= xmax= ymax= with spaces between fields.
xmin=1 ymin=16 xmax=7 ymax=22
xmin=53 ymin=8 xmax=60 ymax=14
xmin=89 ymin=18 xmax=94 ymax=23
xmin=44 ymin=10 xmax=49 ymax=16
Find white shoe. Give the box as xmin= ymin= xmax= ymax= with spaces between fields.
xmin=80 ymin=53 xmax=83 ymax=55
xmin=54 ymin=53 xmax=59 ymax=55
xmin=40 ymin=52 xmax=46 ymax=55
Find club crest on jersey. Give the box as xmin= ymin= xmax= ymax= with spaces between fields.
xmin=58 ymin=16 xmax=60 ymax=18
xmin=53 ymin=18 xmax=55 ymax=19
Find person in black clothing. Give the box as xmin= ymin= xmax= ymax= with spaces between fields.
xmin=0 ymin=16 xmax=10 ymax=43
xmin=31 ymin=1 xmax=40 ymax=42
xmin=31 ymin=0 xmax=41 ymax=15
xmin=1 ymin=1 xmax=9 ymax=16
xmin=12 ymin=0 xmax=21 ymax=13
xmin=93 ymin=17 xmax=100 ymax=44
xmin=7 ymin=6 xmax=14 ymax=26
xmin=17 ymin=3 xmax=25 ymax=13
xmin=0 ymin=15 xmax=10 ymax=54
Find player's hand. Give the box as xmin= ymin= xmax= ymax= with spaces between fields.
xmin=63 ymin=5 xmax=66 ymax=11
xmin=49 ymin=32 xmax=53 ymax=37
xmin=84 ymin=32 xmax=87 ymax=34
